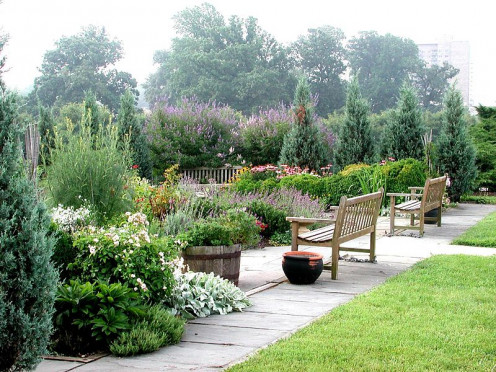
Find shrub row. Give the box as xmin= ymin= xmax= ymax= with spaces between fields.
xmin=232 ymin=158 xmax=428 ymax=207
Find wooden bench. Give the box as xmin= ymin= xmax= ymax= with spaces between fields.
xmin=286 ymin=188 xmax=384 ymax=280
xmin=387 ymin=176 xmax=447 ymax=237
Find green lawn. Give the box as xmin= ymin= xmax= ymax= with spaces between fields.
xmin=452 ymin=211 xmax=496 ymax=247
xmin=228 ymin=255 xmax=496 ymax=371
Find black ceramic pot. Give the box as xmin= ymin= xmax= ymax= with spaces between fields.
xmin=424 ymin=208 xmax=438 ymax=224
xmin=282 ymin=251 xmax=324 ymax=285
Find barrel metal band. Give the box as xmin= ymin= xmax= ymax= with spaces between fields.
xmin=183 ymin=251 xmax=241 ymax=261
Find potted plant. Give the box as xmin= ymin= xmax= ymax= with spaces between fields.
xmin=178 ymin=208 xmax=262 ymax=286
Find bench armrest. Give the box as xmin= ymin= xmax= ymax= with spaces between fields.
xmin=408 ymin=186 xmax=424 ymax=191
xmin=286 ymin=217 xmax=335 ymax=224
xmin=387 ymin=192 xmax=422 ymax=197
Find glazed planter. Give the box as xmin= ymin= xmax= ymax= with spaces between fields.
xmin=182 ymin=244 xmax=241 ymax=286
xmin=282 ymin=251 xmax=323 ymax=285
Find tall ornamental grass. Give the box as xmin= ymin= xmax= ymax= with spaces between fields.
xmin=43 ymin=112 xmax=133 ymax=224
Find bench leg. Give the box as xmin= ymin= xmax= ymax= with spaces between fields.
xmin=419 ymin=212 xmax=425 ymax=237
xmin=291 ymin=222 xmax=299 ymax=251
xmin=331 ymin=243 xmax=339 ymax=280
xmin=437 ymin=206 xmax=442 ymax=227
xmin=389 ymin=196 xmax=395 ymax=235
xmin=369 ymin=230 xmax=376 ymax=262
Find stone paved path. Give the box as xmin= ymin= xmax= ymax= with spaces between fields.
xmin=36 ymin=203 xmax=496 ymax=371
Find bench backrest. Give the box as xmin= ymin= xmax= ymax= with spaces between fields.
xmin=334 ymin=188 xmax=384 ymax=245
xmin=421 ymin=176 xmax=447 ymax=212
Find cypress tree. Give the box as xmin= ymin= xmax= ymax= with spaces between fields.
xmin=382 ymin=82 xmax=424 ymax=160
xmin=117 ymin=89 xmax=152 ymax=179
xmin=279 ymin=78 xmax=328 ymax=171
xmin=334 ymin=76 xmax=374 ymax=169
xmin=38 ymin=103 xmax=55 ymax=161
xmin=0 ymin=89 xmax=58 ymax=370
xmin=437 ymin=85 xmax=477 ymax=202
xmin=84 ymin=90 xmax=101 ymax=137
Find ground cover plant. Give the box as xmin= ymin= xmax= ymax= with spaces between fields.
xmin=460 ymin=194 xmax=496 ymax=205
xmin=227 ymin=255 xmax=496 ymax=372
xmin=451 ymin=211 xmax=496 ymax=247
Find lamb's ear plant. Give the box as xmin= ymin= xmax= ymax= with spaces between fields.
xmin=167 ymin=271 xmax=252 ymax=319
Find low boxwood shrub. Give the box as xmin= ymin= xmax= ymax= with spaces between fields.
xmin=109 ymin=305 xmax=184 ymax=356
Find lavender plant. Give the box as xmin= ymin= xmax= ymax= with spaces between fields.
xmin=145 ymin=97 xmax=241 ymax=174
xmin=239 ymin=104 xmax=292 ymax=165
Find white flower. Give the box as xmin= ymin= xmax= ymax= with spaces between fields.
xmin=89 ymin=245 xmax=96 ymax=255
xmin=130 ymin=274 xmax=135 ymax=278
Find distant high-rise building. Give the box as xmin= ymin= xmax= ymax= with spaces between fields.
xmin=417 ymin=40 xmax=471 ymax=107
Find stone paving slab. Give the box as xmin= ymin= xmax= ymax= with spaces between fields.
xmin=245 ymin=293 xmax=354 ymax=316
xmin=182 ymin=323 xmax=287 ymax=348
xmin=189 ymin=311 xmax=315 ymax=332
xmin=73 ymin=342 xmax=253 ymax=371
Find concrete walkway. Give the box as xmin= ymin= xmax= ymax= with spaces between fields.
xmin=37 ymin=203 xmax=496 ymax=372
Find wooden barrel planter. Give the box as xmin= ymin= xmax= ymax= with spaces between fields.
xmin=181 ymin=244 xmax=241 ymax=286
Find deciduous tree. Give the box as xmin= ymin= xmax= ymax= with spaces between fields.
xmin=292 ymin=26 xmax=347 ymax=116
xmin=347 ymin=31 xmax=421 ymax=113
xmin=144 ymin=3 xmax=295 ymax=114
xmin=31 ymin=25 xmax=137 ymax=112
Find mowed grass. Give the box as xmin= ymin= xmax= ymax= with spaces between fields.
xmin=228 ymin=255 xmax=496 ymax=372
xmin=452 ymin=211 xmax=496 ymax=247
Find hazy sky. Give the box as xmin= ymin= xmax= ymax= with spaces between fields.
xmin=2 ymin=0 xmax=495 ymax=106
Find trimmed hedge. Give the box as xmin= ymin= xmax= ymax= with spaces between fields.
xmin=232 ymin=159 xmax=428 ymax=207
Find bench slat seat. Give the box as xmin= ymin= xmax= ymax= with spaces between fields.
xmin=298 ymin=225 xmax=335 ymax=242
xmin=387 ymin=176 xmax=447 ymax=237
xmin=395 ymin=199 xmax=421 ymax=211
xmin=287 ymin=188 xmax=383 ymax=280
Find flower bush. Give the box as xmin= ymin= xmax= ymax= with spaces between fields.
xmin=51 ymin=204 xmax=92 ymax=233
xmin=71 ymin=212 xmax=179 ymax=301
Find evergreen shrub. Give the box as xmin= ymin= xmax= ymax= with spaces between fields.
xmin=0 ymin=90 xmax=58 ymax=371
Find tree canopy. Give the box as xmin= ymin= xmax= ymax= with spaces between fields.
xmin=144 ymin=3 xmax=295 ymax=114
xmin=291 ymin=26 xmax=347 ymax=116
xmin=413 ymin=62 xmax=459 ymax=112
xmin=31 ymin=25 xmax=138 ymax=112
xmin=347 ymin=31 xmax=422 ymax=113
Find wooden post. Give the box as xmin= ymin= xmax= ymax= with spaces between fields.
xmin=291 ymin=222 xmax=299 ymax=251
